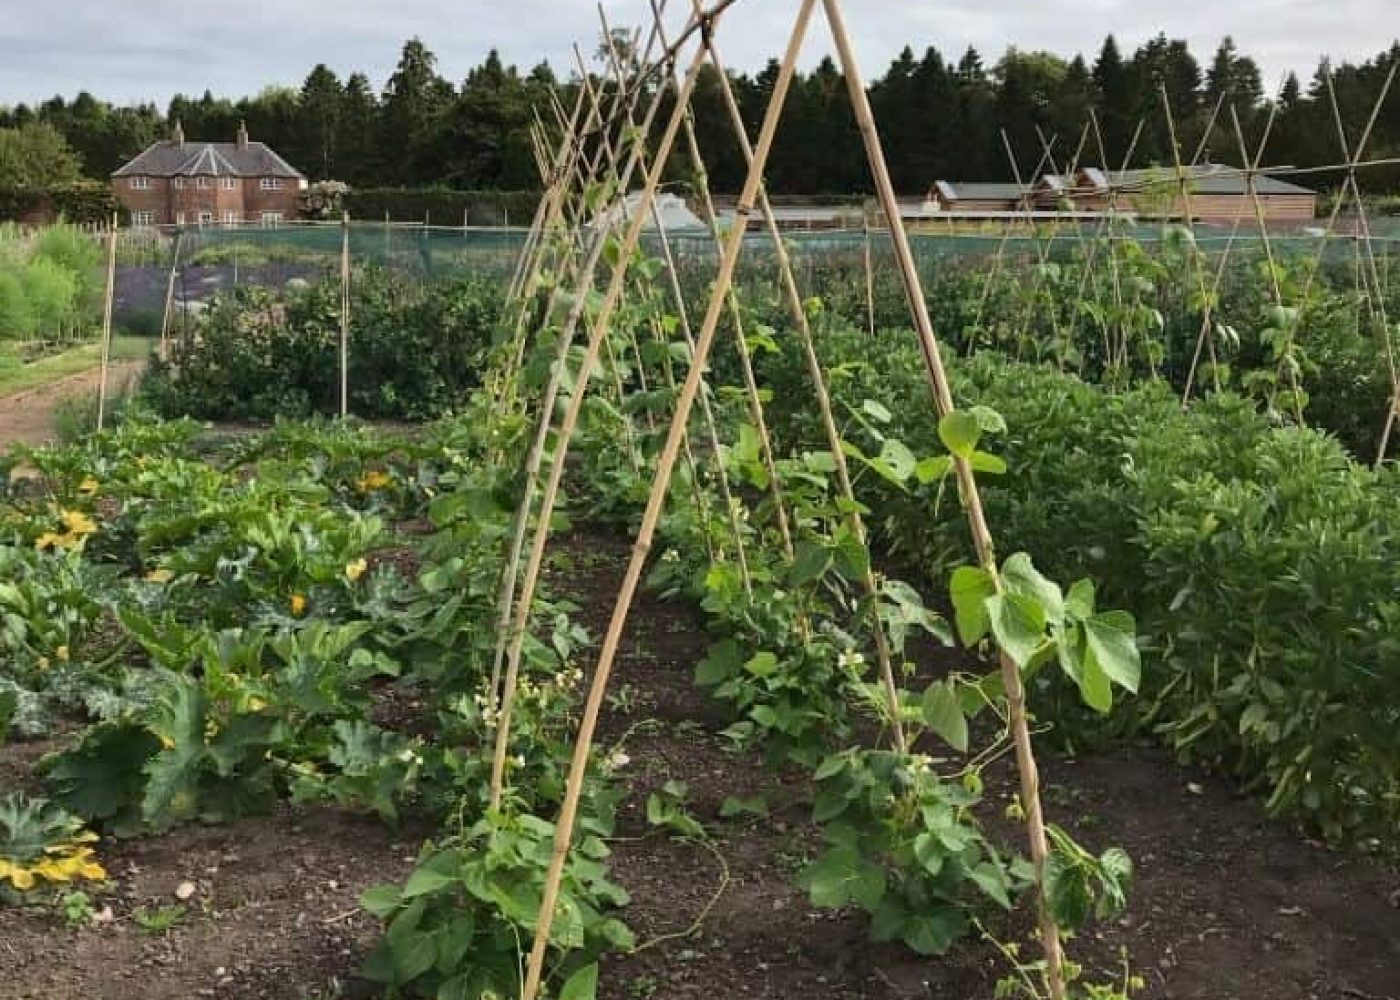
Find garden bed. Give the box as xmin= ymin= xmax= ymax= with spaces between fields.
xmin=0 ymin=466 xmax=1396 ymax=999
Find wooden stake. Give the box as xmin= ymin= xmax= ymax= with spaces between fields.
xmin=159 ymin=231 xmax=183 ymax=361
xmin=680 ymin=0 xmax=902 ymax=746
xmin=819 ymin=0 xmax=1064 ymax=993
xmin=96 ymin=214 xmax=118 ymax=433
xmin=485 ymin=38 xmax=673 ymax=714
xmin=339 ymin=211 xmax=350 ymax=419
xmin=863 ymin=215 xmax=876 ymax=337
xmin=518 ymin=6 xmax=815 ymax=997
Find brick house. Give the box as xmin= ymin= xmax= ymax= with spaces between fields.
xmin=111 ymin=121 xmax=306 ymax=227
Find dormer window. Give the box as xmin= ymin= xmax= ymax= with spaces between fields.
xmin=129 ymin=176 xmax=150 ymax=190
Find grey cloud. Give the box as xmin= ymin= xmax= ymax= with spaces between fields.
xmin=0 ymin=0 xmax=1393 ymax=105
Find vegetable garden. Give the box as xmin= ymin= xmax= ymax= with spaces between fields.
xmin=2 ymin=4 xmax=1399 ymax=1000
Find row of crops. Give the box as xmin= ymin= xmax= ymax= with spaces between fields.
xmin=2 ymin=218 xmax=1398 ymax=998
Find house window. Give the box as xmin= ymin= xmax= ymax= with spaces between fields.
xmin=260 ymin=211 xmax=283 ymax=227
xmin=196 ymin=176 xmax=211 ymax=189
xmin=173 ymin=177 xmax=185 ymax=189
xmin=260 ymin=177 xmax=284 ymax=191
xmin=131 ymin=210 xmax=156 ymax=227
xmin=129 ymin=176 xmax=150 ymax=190
xmin=220 ymin=176 xmax=236 ymax=190
xmin=197 ymin=211 xmax=214 ymax=226
xmin=222 ymin=210 xmax=238 ymax=225
xmin=175 ymin=211 xmax=186 ymax=225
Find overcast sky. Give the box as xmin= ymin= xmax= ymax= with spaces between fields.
xmin=0 ymin=0 xmax=1394 ymax=107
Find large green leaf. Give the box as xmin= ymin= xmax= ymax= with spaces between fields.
xmin=938 ymin=411 xmax=981 ymax=458
xmin=1084 ymin=611 xmax=1141 ymax=694
xmin=949 ymin=566 xmax=995 ymax=645
xmin=922 ymin=681 xmax=969 ymax=753
xmin=986 ymin=592 xmax=1047 ymax=668
xmin=1001 ymin=553 xmax=1063 ymax=623
xmin=803 ymin=846 xmax=886 ymax=911
xmin=789 ymin=541 xmax=832 ymax=588
xmin=559 ymin=963 xmax=599 ymax=1000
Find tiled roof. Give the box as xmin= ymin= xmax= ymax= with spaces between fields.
xmin=112 ymin=140 xmax=304 ymax=179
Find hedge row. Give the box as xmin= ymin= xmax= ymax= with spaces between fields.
xmin=0 ymin=182 xmax=122 ymax=226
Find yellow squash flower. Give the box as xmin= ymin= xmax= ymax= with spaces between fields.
xmin=345 ymin=558 xmax=368 ymax=583
xmin=61 ymin=510 xmax=97 ymax=536
xmin=56 ymin=645 xmax=69 ymax=662
xmin=78 ymin=477 xmax=99 ymax=495
xmin=356 ymin=470 xmax=392 ymax=492
xmin=144 ymin=568 xmax=175 ymax=584
xmin=291 ymin=594 xmax=308 ymax=617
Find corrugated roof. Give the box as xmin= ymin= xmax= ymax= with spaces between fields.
xmin=937 ymin=181 xmax=1028 ymax=201
xmin=112 ymin=140 xmax=304 ymax=178
xmin=1112 ymin=165 xmax=1312 ymax=196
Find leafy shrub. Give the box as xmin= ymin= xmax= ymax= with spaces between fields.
xmin=141 ymin=269 xmax=503 ymax=421
xmin=757 ymin=325 xmax=1400 ymax=847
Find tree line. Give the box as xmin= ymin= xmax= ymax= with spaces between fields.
xmin=1 ymin=34 xmax=1397 ymax=195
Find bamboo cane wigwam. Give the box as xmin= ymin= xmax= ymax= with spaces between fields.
xmin=479 ymin=5 xmax=1400 ymax=1000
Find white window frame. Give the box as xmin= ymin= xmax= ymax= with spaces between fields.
xmin=129 ymin=176 xmax=150 ymax=190
xmin=222 ymin=210 xmax=238 ymax=226
xmin=260 ymin=177 xmax=284 ymax=191
xmin=197 ymin=211 xmax=214 ymax=226
xmin=260 ymin=211 xmax=284 ymax=227
xmin=220 ymin=176 xmax=236 ymax=190
xmin=173 ymin=176 xmax=185 ymax=189
xmin=175 ymin=211 xmax=186 ymax=225
xmin=196 ymin=176 xmax=211 ymax=189
xmin=131 ymin=210 xmax=157 ymax=227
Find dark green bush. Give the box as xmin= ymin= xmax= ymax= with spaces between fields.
xmin=140 ymin=269 xmax=502 ymax=421
xmin=756 ymin=325 xmax=1400 ymax=847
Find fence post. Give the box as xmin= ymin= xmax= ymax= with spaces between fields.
xmin=340 ymin=211 xmax=350 ymax=419
xmin=96 ymin=214 xmax=118 ymax=432
xmin=159 ymin=231 xmax=184 ymax=360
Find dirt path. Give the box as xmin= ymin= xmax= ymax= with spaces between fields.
xmin=0 ymin=361 xmax=145 ymax=451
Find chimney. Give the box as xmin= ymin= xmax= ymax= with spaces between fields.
xmin=172 ymin=118 xmax=185 ymax=146
xmin=236 ymin=120 xmax=249 ymax=150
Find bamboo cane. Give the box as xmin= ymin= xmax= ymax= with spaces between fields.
xmin=485 ymin=13 xmax=673 ymax=710
xmin=487 ymin=25 xmax=712 ymax=810
xmin=819 ymin=0 xmax=1064 ymax=993
xmin=596 ymin=8 xmax=753 ymax=595
xmin=518 ymin=7 xmax=816 ymax=998
xmin=1317 ymin=70 xmax=1398 ymax=468
xmin=864 ymin=215 xmax=876 ymax=338
xmin=96 ymin=215 xmax=118 ymax=433
xmin=680 ymin=0 xmax=904 ymax=748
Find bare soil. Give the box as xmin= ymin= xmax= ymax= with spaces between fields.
xmin=0 ymin=361 xmax=145 ymax=451
xmin=0 ymin=529 xmax=1396 ymax=1000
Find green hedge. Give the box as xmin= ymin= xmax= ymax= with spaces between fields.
xmin=0 ymin=182 xmax=121 ymax=226
xmin=344 ymin=188 xmax=540 ymax=227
